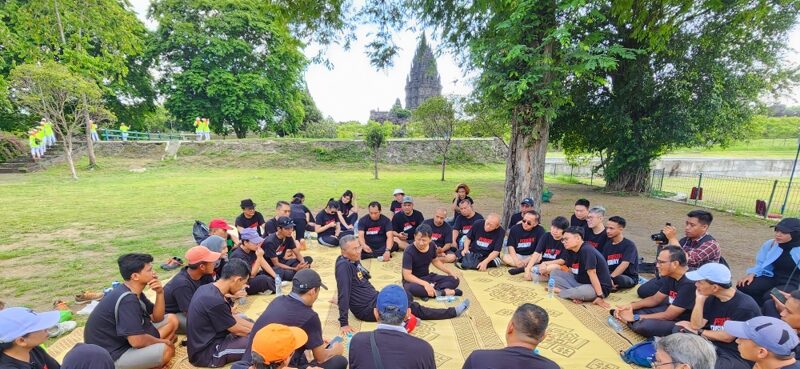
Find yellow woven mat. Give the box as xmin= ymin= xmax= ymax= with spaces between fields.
xmin=47 ymin=242 xmax=647 ymax=368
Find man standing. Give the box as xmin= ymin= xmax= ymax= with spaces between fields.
xmin=164 ymin=246 xmax=220 ymax=332
xmin=391 ymin=196 xmax=425 ymax=250
xmin=402 ymin=224 xmax=463 ymax=299
xmin=602 ymin=216 xmax=639 ymax=290
xmin=462 ymin=303 xmax=560 ymax=369
xmin=548 ymin=227 xmax=612 ymax=306
xmin=348 ymin=285 xmax=437 ymax=369
xmin=452 ymin=201 xmax=484 ymax=250
xmin=725 ymin=317 xmax=800 ymax=369
xmin=119 ymin=123 xmax=129 ymax=141
xmin=357 ymin=202 xmax=395 ymax=261
xmin=459 ymin=214 xmax=504 ymax=271
xmin=194 ymin=117 xmax=203 ymax=141
xmin=507 ymin=198 xmax=535 ymax=229
xmin=187 ymin=259 xmax=254 ymax=367
xmin=503 ymin=211 xmax=546 ymax=270
xmin=422 ymin=208 xmax=455 ymax=263
xmin=262 ymin=217 xmax=312 ymax=281
xmin=230 ymin=229 xmax=277 ymax=295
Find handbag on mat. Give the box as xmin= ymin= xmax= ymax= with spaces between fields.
xmin=460 ymin=252 xmax=482 ymax=270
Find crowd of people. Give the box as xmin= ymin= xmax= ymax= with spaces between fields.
xmin=2 ymin=183 xmax=800 ymax=369
xmin=193 ymin=118 xmax=211 ymax=142
xmin=27 ymin=119 xmax=56 ymax=160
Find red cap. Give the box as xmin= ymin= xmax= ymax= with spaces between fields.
xmin=209 ymin=218 xmax=232 ymax=230
xmin=185 ymin=246 xmax=222 ymax=265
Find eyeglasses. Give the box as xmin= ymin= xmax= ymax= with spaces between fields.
xmin=652 ymin=361 xmax=680 ymax=368
xmin=655 ymin=259 xmax=671 ymax=265
xmin=522 ymin=220 xmax=534 ymax=226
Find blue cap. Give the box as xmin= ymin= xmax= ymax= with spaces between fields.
xmin=402 ymin=196 xmax=413 ymax=204
xmin=724 ymin=316 xmax=800 ymax=356
xmin=376 ymin=285 xmax=409 ymax=314
xmin=0 ymin=307 xmax=61 ymax=343
xmin=685 ymin=263 xmax=731 ymax=284
xmin=239 ymin=228 xmax=264 ymax=245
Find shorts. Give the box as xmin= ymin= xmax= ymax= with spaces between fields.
xmin=517 ymin=254 xmax=533 ymax=263
xmin=115 ymin=343 xmax=167 ymax=369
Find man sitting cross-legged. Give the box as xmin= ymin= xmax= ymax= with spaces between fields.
xmin=262 ymin=217 xmax=312 ymax=281
xmin=402 ymin=224 xmax=464 ymax=299
xmin=602 ymin=216 xmax=639 ymax=290
xmin=458 ymin=213 xmax=504 ymax=271
xmin=163 ymin=246 xmax=220 ymax=333
xmin=84 ymin=253 xmax=179 ymax=369
xmin=461 ymin=303 xmax=560 ymax=369
xmin=503 ymin=210 xmax=546 ymax=271
xmin=391 ymin=196 xmax=425 ymax=251
xmin=357 ymin=201 xmax=396 ymax=262
xmin=548 ymin=226 xmax=613 ymax=307
xmin=336 ymin=235 xmax=469 ymax=336
xmin=187 ymin=259 xmax=254 ymax=367
xmin=614 ymin=245 xmax=697 ymax=338
xmin=422 ymin=208 xmax=456 ymax=263
xmin=522 ymin=216 xmax=570 ymax=281
xmin=230 ymin=228 xmax=277 ymax=295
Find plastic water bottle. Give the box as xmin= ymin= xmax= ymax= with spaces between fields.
xmin=532 ymin=265 xmax=541 ymax=284
xmin=377 ymin=256 xmax=384 ymax=262
xmin=435 ymin=296 xmax=456 ymax=302
xmin=239 ymin=296 xmax=247 ymax=305
xmin=345 ymin=332 xmax=354 ymax=350
xmin=275 ymin=274 xmax=283 ymax=296
xmin=547 ymin=276 xmax=555 ymax=298
xmin=607 ymin=316 xmax=624 ymax=333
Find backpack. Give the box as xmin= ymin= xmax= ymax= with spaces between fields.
xmin=620 ymin=339 xmax=656 ymax=367
xmin=193 ymin=220 xmax=210 ymax=244
xmin=459 ymin=252 xmax=482 ymax=270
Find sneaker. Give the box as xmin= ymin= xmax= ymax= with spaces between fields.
xmin=160 ymin=258 xmax=180 ymax=271
xmin=75 ymin=291 xmax=104 ymax=303
xmin=48 ymin=321 xmax=77 ymax=338
xmin=53 ymin=300 xmax=70 ymax=311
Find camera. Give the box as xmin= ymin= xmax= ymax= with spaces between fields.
xmin=651 ymin=223 xmax=671 ymax=243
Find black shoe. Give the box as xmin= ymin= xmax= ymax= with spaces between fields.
xmin=508 ymin=267 xmax=525 ymax=275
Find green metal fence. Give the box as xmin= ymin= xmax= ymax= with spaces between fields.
xmin=100 ymin=129 xmax=191 ymax=141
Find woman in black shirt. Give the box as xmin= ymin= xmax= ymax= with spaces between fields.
xmin=336 ymin=190 xmax=358 ymax=233
xmin=450 ymin=183 xmax=474 ymax=224
xmin=315 ymin=199 xmax=341 ymax=247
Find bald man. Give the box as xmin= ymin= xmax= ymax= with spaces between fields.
xmin=422 ymin=208 xmax=456 ymax=263
xmin=459 ymin=213 xmax=505 ymax=271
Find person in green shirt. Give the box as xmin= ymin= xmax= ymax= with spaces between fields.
xmin=120 ymin=123 xmax=129 ymax=141
xmin=41 ymin=119 xmax=55 ymax=147
xmin=194 ymin=117 xmax=203 ymax=141
xmin=34 ymin=126 xmax=46 ymax=155
xmin=28 ymin=129 xmax=40 ymax=160
xmin=202 ymin=118 xmax=211 ymax=141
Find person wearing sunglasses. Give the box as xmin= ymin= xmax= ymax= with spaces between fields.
xmin=503 ymin=210 xmax=546 ymax=271
xmin=0 ymin=307 xmax=62 ymax=369
xmin=652 ymin=332 xmax=717 ymax=369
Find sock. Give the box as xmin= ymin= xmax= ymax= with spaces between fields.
xmin=455 ymin=299 xmax=470 ymax=316
xmin=508 ymin=267 xmax=525 ymax=275
xmin=492 ymin=257 xmax=502 ymax=268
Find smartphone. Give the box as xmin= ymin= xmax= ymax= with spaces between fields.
xmin=771 ymin=288 xmax=788 ymax=304
xmin=326 ymin=336 xmax=343 ymax=349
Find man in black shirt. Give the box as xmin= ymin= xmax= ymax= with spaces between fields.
xmin=164 ymin=246 xmax=220 ymax=332
xmin=676 ymin=263 xmax=761 ymax=369
xmin=61 ymin=344 xmax=114 ymax=369
xmin=315 ymin=200 xmax=341 ymax=247
xmin=422 ymin=208 xmax=456 ymax=263
xmin=402 ymin=224 xmax=463 ymax=299
xmin=523 ymin=216 xmax=570 ymax=281
xmin=391 ymin=196 xmax=425 ymax=250
xmin=357 ymin=201 xmax=396 ymax=262
xmin=585 ymin=206 xmax=608 ymax=253
xmin=507 ymin=197 xmax=534 ymax=229
xmin=615 ymin=245 xmax=696 ymax=338
xmin=264 ymin=201 xmax=291 ymax=237
xmin=349 ymin=285 xmax=437 ymax=369
xmin=336 ymin=235 xmax=469 ymax=336
xmin=452 ymin=201 xmax=484 ymax=250
xmin=462 ymin=303 xmax=560 ymax=369
xmin=503 ymin=210 xmax=546 ymax=270
xmin=263 ymin=217 xmax=312 ymax=281
xmin=602 ymin=216 xmax=639 ymax=290
xmin=235 ymin=199 xmax=265 ymax=237
xmin=571 ymin=198 xmax=590 ymax=230
xmin=548 ymin=227 xmax=612 ymax=306
xmin=240 ymin=269 xmax=347 ymax=369
xmin=230 ymin=228 xmax=277 ymax=295
xmin=187 ymin=259 xmax=254 ymax=367
xmin=84 ymin=253 xmax=178 ymax=369
xmin=459 ymin=214 xmax=504 ymax=271
xmin=0 ymin=307 xmax=62 ymax=369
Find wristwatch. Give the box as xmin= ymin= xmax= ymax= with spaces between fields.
xmin=697 ymin=328 xmax=704 ymax=336
xmin=632 ymin=314 xmax=641 ymax=322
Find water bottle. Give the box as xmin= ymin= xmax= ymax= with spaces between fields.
xmin=607 ymin=316 xmax=624 ymax=333
xmin=532 ymin=265 xmax=540 ymax=283
xmin=345 ymin=332 xmax=354 ymax=350
xmin=435 ymin=296 xmax=456 ymax=302
xmin=239 ymin=296 xmax=247 ymax=305
xmin=377 ymin=256 xmax=384 ymax=262
xmin=547 ymin=276 xmax=555 ymax=298
xmin=275 ymin=274 xmax=283 ymax=296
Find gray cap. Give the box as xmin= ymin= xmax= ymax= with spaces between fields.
xmin=200 ymin=235 xmax=226 ymax=253
xmin=402 ymin=195 xmax=413 ymax=204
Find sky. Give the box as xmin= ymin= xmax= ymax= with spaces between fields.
xmin=130 ymin=1 xmax=800 ymax=123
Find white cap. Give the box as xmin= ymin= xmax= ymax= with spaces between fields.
xmin=393 ymin=188 xmax=405 ymax=196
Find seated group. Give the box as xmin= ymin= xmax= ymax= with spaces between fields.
xmin=2 ymin=187 xmax=800 ymax=369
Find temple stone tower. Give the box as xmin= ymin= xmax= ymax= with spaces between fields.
xmin=404 ymin=34 xmax=442 ymax=110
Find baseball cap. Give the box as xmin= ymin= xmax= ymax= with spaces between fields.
xmin=0 ymin=307 xmax=61 ymax=343
xmin=200 ymin=235 xmax=226 ymax=253
xmin=209 ymin=218 xmax=232 ymax=230
xmin=685 ymin=262 xmax=731 ymax=284
xmin=240 ymin=228 xmax=264 ymax=245
xmin=521 ymin=198 xmax=534 ymax=206
xmin=277 ymin=216 xmax=295 ymax=229
xmin=251 ymin=324 xmax=308 ymax=363
xmin=393 ymin=188 xmax=405 ymax=196
xmin=293 ymin=269 xmax=327 ymax=291
xmin=774 ymin=218 xmax=800 ymax=233
xmin=185 ymin=246 xmax=221 ymax=265
xmin=376 ymin=285 xmax=409 ymax=315
xmin=402 ymin=195 xmax=414 ymax=204
xmin=724 ymin=316 xmax=800 ymax=356
xmin=240 ymin=199 xmax=256 ymax=209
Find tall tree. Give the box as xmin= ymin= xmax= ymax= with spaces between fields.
xmin=415 ymin=96 xmax=456 ymax=181
xmin=150 ymin=0 xmax=307 ymax=138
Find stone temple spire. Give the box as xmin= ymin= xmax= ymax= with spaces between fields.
xmin=405 ymin=34 xmax=442 ymax=110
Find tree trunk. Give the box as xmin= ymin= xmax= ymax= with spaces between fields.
xmin=605 ymin=158 xmax=652 ymax=192
xmin=63 ymin=135 xmax=78 ymax=180
xmin=373 ymin=149 xmax=379 ymax=179
xmin=440 ymin=144 xmax=448 ymax=181
xmin=82 ymin=95 xmax=97 ymax=168
xmin=233 ymin=124 xmax=247 ymax=138
xmin=53 ymin=0 xmax=67 ymax=45
xmin=501 ymin=108 xmax=550 ymax=227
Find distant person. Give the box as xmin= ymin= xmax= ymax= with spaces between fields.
xmin=336 ymin=190 xmax=358 ymax=233
xmin=357 ymin=201 xmax=395 ymax=261
xmin=507 ymin=197 xmax=535 ymax=229
xmin=547 ymin=227 xmax=612 ymax=306
xmin=653 ymin=333 xmax=717 ymax=369
xmin=262 ymin=217 xmax=312 ymax=281
xmin=28 ymin=128 xmax=41 ymax=160
xmin=523 ymin=216 xmax=570 ymax=281
xmin=391 ymin=196 xmax=424 ymax=250
xmin=402 ymin=224 xmax=462 ymax=299
xmin=503 ymin=210 xmax=546 ymax=271
xmin=450 ymin=183 xmax=473 ymax=224
xmin=236 ymin=199 xmax=266 ymax=237
xmin=119 ymin=123 xmax=129 ymax=141
xmin=43 ymin=119 xmax=56 ymax=147
xmin=571 ymin=198 xmax=590 ymax=230
xmin=290 ymin=193 xmax=316 ymax=250
xmin=230 ymin=228 xmax=277 ymax=295
xmin=602 ymin=216 xmax=639 ymax=290
xmin=264 ymin=201 xmax=291 ymax=237
xmin=0 ymin=307 xmax=62 ymax=369
xmin=461 ymin=303 xmax=560 ymax=369
xmin=315 ymin=199 xmax=341 ymax=247
xmin=390 ymin=189 xmax=405 ymax=215
xmin=585 ymin=206 xmax=608 ymax=252
xmin=163 ymin=246 xmax=221 ymax=332
xmin=194 ymin=117 xmax=203 ymax=141
xmin=34 ymin=126 xmax=46 ymax=155
xmin=348 ymin=285 xmax=437 ymax=369
xmin=452 ymin=201 xmax=484 ymax=251
xmin=725 ymin=316 xmax=800 ymax=369
xmin=90 ymin=120 xmax=99 ymax=142
xmin=458 ymin=214 xmax=504 ymax=271
xmin=61 ymin=344 xmax=115 ymax=369
xmin=422 ymin=208 xmax=456 ymax=263
xmin=202 ymin=118 xmax=211 ymax=141
xmin=738 ymin=218 xmax=800 ymax=304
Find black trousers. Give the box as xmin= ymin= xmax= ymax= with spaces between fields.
xmin=404 ymin=274 xmax=460 ymax=298
xmin=629 ymin=305 xmax=677 ymax=338
xmin=353 ymin=290 xmax=457 ymax=322
xmin=739 ymin=275 xmax=798 ymax=305
xmin=275 ymin=257 xmax=314 ymax=280
xmin=246 ymin=273 xmax=276 ymax=295
xmin=637 ymin=277 xmax=664 ymax=298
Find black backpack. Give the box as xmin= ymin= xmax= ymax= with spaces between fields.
xmin=193 ymin=220 xmax=210 ymax=244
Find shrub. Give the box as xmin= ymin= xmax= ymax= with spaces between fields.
xmin=0 ymin=132 xmax=26 ymax=162
xmin=303 ymin=119 xmax=337 ymax=138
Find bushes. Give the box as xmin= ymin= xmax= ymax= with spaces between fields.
xmin=302 ymin=118 xmax=337 ymax=138
xmin=0 ymin=132 xmax=26 ymax=162
xmin=750 ymin=115 xmax=800 ymax=139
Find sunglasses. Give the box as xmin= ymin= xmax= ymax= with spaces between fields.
xmin=522 ymin=220 xmax=535 ymax=226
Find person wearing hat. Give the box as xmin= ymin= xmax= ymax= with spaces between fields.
xmin=675 ymin=263 xmax=762 ymax=369
xmin=391 ymin=196 xmax=425 ymax=251
xmin=61 ymin=344 xmax=114 ymax=369
xmin=348 ymin=285 xmax=436 ymax=369
xmin=507 ymin=197 xmax=535 ymax=229
xmin=187 ymin=259 xmax=254 ymax=367
xmin=502 ymin=210 xmax=546 ymax=270
xmin=462 ymin=303 xmax=560 ymax=369
xmin=315 ymin=199 xmax=342 ymax=247
xmin=390 ymin=189 xmax=405 ymax=215
xmin=452 ymin=200 xmax=484 ymax=251
xmin=28 ymin=129 xmax=41 ymax=160
xmin=242 ymin=269 xmax=347 ymax=369
xmin=402 ymin=224 xmax=463 ymax=299
xmin=738 ymin=218 xmax=800 ymax=305
xmin=422 ymin=208 xmax=456 ymax=263
xmin=522 ymin=216 xmax=570 ymax=281
xmin=459 ymin=214 xmax=506 ymax=271
xmin=236 ymin=199 xmax=266 ymax=237
xmin=230 ymin=228 xmax=277 ymax=295
xmin=84 ymin=253 xmax=178 ymax=369
xmin=231 ymin=323 xmax=317 ymax=369
xmin=163 ymin=246 xmax=222 ymax=332
xmin=357 ymin=201 xmax=396 ymax=262
xmin=725 ymin=316 xmax=800 ymax=369
xmin=0 ymin=307 xmax=62 ymax=369
xmin=263 ymin=216 xmax=312 ymax=281
xmin=206 ymin=218 xmax=240 ymax=253
xmin=450 ymin=183 xmax=474 ymax=224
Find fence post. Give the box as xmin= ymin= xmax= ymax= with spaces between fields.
xmin=659 ymin=169 xmax=665 ymax=192
xmin=102 ymin=129 xmax=108 ymax=141
xmin=694 ymin=172 xmax=703 ymax=206
xmin=766 ymin=180 xmax=779 ymax=218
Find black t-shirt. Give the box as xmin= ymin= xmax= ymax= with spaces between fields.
xmin=315 ymin=210 xmax=338 ymax=237
xmin=701 ymin=290 xmax=761 ymax=354
xmin=422 ymin=219 xmax=453 ymax=247
xmin=0 ymin=346 xmax=60 ymax=369
xmin=338 ymin=200 xmax=354 ymax=218
xmin=61 ymin=344 xmax=114 ymax=369
xmin=585 ymin=228 xmax=608 ymax=253
xmin=186 ymin=284 xmax=237 ymax=364
xmin=570 ymin=214 xmax=588 ymax=230
xmin=507 ymin=212 xmax=523 ymax=230
xmin=235 ymin=212 xmax=265 ymax=235
xmin=535 ymin=233 xmax=566 ymax=261
xmin=241 ymin=295 xmax=324 ymax=367
xmin=774 ymin=244 xmax=799 ymax=277
xmin=563 ymin=243 xmax=613 ymax=296
xmin=359 ymin=214 xmax=392 ymax=249
xmin=230 ymin=247 xmax=257 ymax=268
xmin=349 ymin=329 xmax=436 ymax=369
xmin=467 ymin=220 xmax=504 ymax=258
xmin=602 ymin=238 xmax=639 ymax=279
xmin=262 ymin=233 xmax=295 ymax=265
xmin=462 ymin=346 xmax=561 ymax=369
xmin=390 ymin=200 xmax=402 ymax=214
xmin=454 ymin=212 xmax=484 ymax=239
xmin=290 ymin=203 xmax=311 ymax=221
xmin=84 ymin=285 xmax=159 ymax=361
xmin=335 ymin=256 xmax=378 ymax=326
xmin=264 ymin=217 xmax=279 ymax=236
xmin=403 ymin=244 xmax=437 ymax=279
xmin=452 ymin=196 xmax=474 ymax=218
xmin=658 ymin=274 xmax=697 ymax=320
xmin=392 ymin=210 xmax=425 ymax=241
xmin=507 ymin=224 xmax=546 ymax=256
xmin=164 ymin=267 xmax=214 ymax=314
